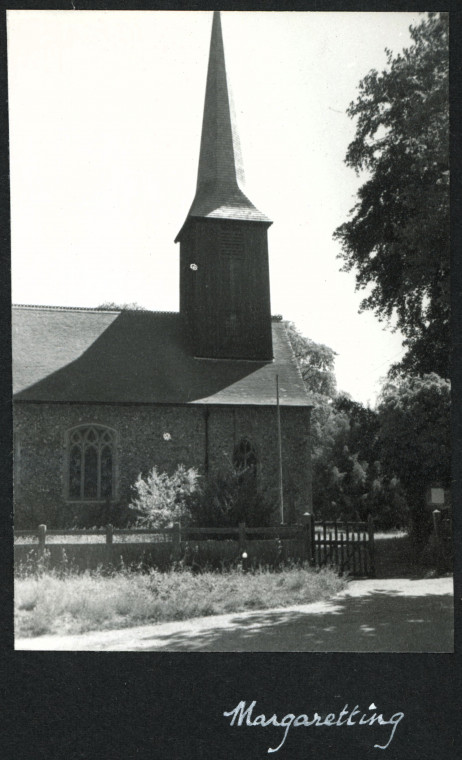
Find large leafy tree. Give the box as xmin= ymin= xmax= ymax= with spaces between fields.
xmin=334 ymin=12 xmax=449 ymax=378
xmin=286 ymin=322 xmax=337 ymax=398
xmin=287 ymin=325 xmax=449 ymax=533
xmin=377 ymin=373 xmax=451 ymax=542
xmin=286 ymin=321 xmax=337 ymax=468
xmin=311 ymin=392 xmax=408 ymax=528
xmin=287 ymin=323 xmax=406 ymax=527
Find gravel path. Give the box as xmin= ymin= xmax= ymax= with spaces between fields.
xmin=15 ymin=575 xmax=454 ymax=652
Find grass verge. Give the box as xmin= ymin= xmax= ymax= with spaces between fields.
xmin=15 ymin=565 xmax=346 ymax=638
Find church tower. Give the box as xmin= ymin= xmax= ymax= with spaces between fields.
xmin=175 ymin=11 xmax=273 ymax=360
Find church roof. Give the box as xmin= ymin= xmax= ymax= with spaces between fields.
xmin=12 ymin=306 xmax=311 ymax=407
xmin=175 ymin=11 xmax=270 ymax=241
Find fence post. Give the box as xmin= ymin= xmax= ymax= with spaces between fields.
xmin=38 ymin=524 xmax=47 ymax=559
xmin=301 ymin=512 xmax=314 ymax=566
xmin=367 ymin=514 xmax=375 ymax=577
xmin=238 ymin=522 xmax=246 ymax=553
xmin=172 ymin=522 xmax=181 ymax=561
xmin=432 ymin=509 xmax=444 ymax=574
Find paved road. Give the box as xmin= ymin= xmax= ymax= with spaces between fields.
xmin=15 ymin=576 xmax=454 ymax=652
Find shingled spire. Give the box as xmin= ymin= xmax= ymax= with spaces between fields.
xmin=176 ymin=11 xmax=273 ymax=361
xmin=176 ymin=10 xmax=270 ymax=234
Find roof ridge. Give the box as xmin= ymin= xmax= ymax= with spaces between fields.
xmin=13 ymin=304 xmax=180 ymax=315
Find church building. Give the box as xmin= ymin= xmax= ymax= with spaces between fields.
xmin=12 ymin=12 xmax=313 ymax=528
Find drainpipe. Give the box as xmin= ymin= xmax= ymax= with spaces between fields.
xmin=276 ymin=374 xmax=284 ymax=524
xmin=204 ymin=406 xmax=209 ymax=476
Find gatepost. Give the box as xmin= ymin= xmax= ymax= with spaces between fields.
xmin=301 ymin=512 xmax=315 ymax=566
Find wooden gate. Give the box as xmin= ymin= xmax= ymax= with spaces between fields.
xmin=313 ymin=516 xmax=375 ymax=577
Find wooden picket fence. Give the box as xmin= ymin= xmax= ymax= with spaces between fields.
xmin=14 ymin=515 xmax=375 ymax=576
xmin=311 ymin=517 xmax=375 ymax=577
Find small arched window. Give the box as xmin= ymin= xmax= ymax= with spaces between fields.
xmin=68 ymin=425 xmax=115 ymax=500
xmin=233 ymin=438 xmax=257 ymax=477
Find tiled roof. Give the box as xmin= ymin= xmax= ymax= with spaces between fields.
xmin=12 ymin=306 xmax=311 ymax=407
xmin=176 ymin=12 xmax=270 ymax=241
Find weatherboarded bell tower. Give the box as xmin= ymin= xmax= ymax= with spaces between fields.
xmin=175 ymin=11 xmax=273 ymax=360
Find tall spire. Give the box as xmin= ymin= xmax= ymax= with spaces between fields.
xmin=176 ymin=11 xmax=269 ymax=240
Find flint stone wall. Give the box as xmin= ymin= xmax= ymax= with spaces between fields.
xmin=14 ymin=402 xmax=312 ymax=527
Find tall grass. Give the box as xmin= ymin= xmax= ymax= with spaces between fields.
xmin=15 ymin=565 xmax=346 ymax=639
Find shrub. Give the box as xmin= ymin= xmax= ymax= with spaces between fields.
xmin=128 ymin=462 xmax=274 ymax=530
xmin=189 ymin=467 xmax=274 ymax=527
xmin=129 ymin=465 xmax=200 ymax=528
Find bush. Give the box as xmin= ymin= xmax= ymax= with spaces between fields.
xmin=129 ymin=465 xmax=199 ymax=528
xmin=128 ymin=463 xmax=275 ymax=530
xmin=189 ymin=467 xmax=274 ymax=527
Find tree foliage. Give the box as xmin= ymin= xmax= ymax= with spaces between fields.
xmin=129 ymin=463 xmax=273 ymax=529
xmin=96 ymin=302 xmax=147 ymax=310
xmin=312 ymin=393 xmax=408 ymax=528
xmin=376 ymin=372 xmax=450 ymax=540
xmin=129 ymin=465 xmax=199 ymax=528
xmin=288 ymin=323 xmax=450 ymax=533
xmin=334 ymin=12 xmax=449 ymax=378
xmin=377 ymin=373 xmax=451 ymax=491
xmin=286 ymin=322 xmax=337 ymax=398
xmin=189 ymin=468 xmax=274 ymax=528
xmin=287 ymin=324 xmax=409 ymax=528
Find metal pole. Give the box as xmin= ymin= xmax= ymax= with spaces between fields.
xmin=276 ymin=374 xmax=284 ymax=524
xmin=432 ymin=509 xmax=444 ymax=574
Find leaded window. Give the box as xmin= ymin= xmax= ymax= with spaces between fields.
xmin=68 ymin=426 xmax=115 ymax=500
xmin=233 ymin=438 xmax=257 ymax=477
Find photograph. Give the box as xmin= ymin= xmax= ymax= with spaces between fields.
xmin=8 ymin=9 xmax=452 ymax=653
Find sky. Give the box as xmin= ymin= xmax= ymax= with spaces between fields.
xmin=7 ymin=10 xmax=423 ymax=406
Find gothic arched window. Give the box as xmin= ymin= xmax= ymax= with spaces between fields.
xmin=67 ymin=425 xmax=116 ymax=500
xmin=233 ymin=438 xmax=257 ymax=477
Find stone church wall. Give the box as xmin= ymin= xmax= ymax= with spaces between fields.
xmin=14 ymin=402 xmax=311 ymax=528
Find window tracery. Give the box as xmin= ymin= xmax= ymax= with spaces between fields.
xmin=68 ymin=425 xmax=115 ymax=500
